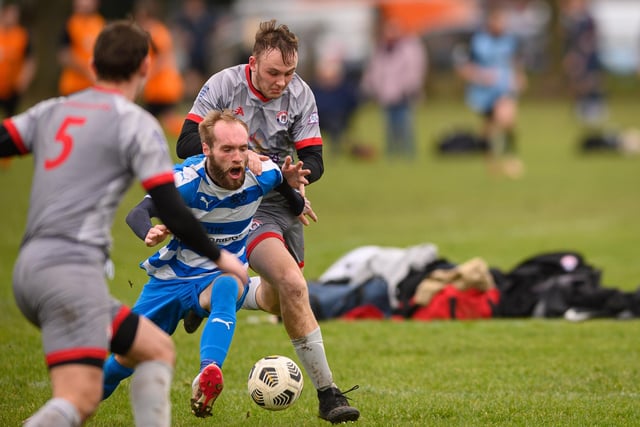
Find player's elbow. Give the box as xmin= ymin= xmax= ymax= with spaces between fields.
xmin=308 ymin=163 xmax=324 ymax=183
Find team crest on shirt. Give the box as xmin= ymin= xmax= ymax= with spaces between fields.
xmin=233 ymin=106 xmax=245 ymax=116
xmin=276 ymin=110 xmax=289 ymax=125
xmin=249 ymin=219 xmax=262 ymax=231
xmin=308 ymin=111 xmax=319 ymax=125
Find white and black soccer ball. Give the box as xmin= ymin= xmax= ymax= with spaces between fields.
xmin=247 ymin=355 xmax=304 ymax=411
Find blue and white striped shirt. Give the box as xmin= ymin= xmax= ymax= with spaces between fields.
xmin=141 ymin=154 xmax=282 ymax=281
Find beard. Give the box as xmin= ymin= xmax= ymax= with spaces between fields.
xmin=207 ymin=158 xmax=245 ymax=190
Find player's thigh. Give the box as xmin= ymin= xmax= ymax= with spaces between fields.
xmin=13 ymin=253 xmax=112 ymax=358
xmin=249 ymin=236 xmax=302 ymax=287
xmin=248 ymin=204 xmax=304 ymax=276
xmin=132 ymin=280 xmax=192 ymax=335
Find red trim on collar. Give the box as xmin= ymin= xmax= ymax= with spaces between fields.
xmin=245 ymin=64 xmax=270 ymax=103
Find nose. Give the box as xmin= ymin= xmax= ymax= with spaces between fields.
xmin=274 ymin=74 xmax=286 ymax=88
xmin=231 ymin=149 xmax=243 ymax=162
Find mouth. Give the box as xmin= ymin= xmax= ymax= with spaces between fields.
xmin=228 ymin=166 xmax=244 ymax=180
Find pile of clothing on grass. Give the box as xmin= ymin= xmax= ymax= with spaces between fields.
xmin=307 ymin=244 xmax=640 ymax=322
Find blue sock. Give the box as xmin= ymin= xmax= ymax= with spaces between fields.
xmin=103 ymin=354 xmax=134 ymax=400
xmin=200 ymin=275 xmax=239 ymax=371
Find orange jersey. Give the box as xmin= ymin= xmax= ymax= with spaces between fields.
xmin=0 ymin=25 xmax=30 ymax=98
xmin=58 ymin=13 xmax=105 ymax=96
xmin=142 ymin=20 xmax=184 ymax=104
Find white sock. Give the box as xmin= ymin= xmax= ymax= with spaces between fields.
xmin=23 ymin=397 xmax=81 ymax=427
xmin=130 ymin=360 xmax=173 ymax=427
xmin=292 ymin=327 xmax=334 ymax=390
xmin=241 ymin=276 xmax=262 ymax=310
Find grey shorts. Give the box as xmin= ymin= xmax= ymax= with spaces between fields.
xmin=247 ymin=195 xmax=304 ymax=267
xmin=12 ymin=239 xmax=122 ymax=366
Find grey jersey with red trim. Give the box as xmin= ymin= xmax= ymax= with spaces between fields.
xmin=7 ymin=87 xmax=174 ymax=252
xmin=188 ymin=64 xmax=322 ymax=167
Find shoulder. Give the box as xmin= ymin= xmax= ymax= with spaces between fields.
xmin=260 ymin=158 xmax=280 ymax=173
xmin=253 ymin=159 xmax=282 ymax=184
xmin=207 ymin=64 xmax=245 ymax=85
xmin=112 ymin=98 xmax=167 ymax=148
xmin=286 ymin=74 xmax=317 ymax=111
xmin=180 ymin=154 xmax=206 ymax=168
xmin=287 ymin=74 xmax=313 ymax=97
xmin=174 ymin=156 xmax=205 ymax=185
xmin=23 ymin=96 xmax=66 ymax=119
xmin=10 ymin=96 xmax=63 ymax=130
xmin=117 ymin=97 xmax=159 ymax=126
xmin=199 ymin=65 xmax=245 ymax=98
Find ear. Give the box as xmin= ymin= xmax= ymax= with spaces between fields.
xmin=202 ymin=142 xmax=211 ymax=156
xmin=248 ymin=55 xmax=257 ymax=72
xmin=139 ymin=55 xmax=150 ymax=79
xmin=89 ymin=57 xmax=97 ymax=76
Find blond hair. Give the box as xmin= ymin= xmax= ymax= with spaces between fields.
xmin=198 ymin=109 xmax=249 ymax=148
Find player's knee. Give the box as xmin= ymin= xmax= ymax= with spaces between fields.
xmin=253 ymin=279 xmax=281 ymax=315
xmin=259 ymin=291 xmax=281 ymax=315
xmin=273 ymin=268 xmax=306 ymax=293
xmin=153 ymin=331 xmax=175 ymax=367
xmin=133 ymin=317 xmax=175 ymax=367
xmin=213 ymin=274 xmax=244 ymax=302
xmin=78 ymin=390 xmax=102 ymax=421
xmin=52 ymin=366 xmax=103 ymax=421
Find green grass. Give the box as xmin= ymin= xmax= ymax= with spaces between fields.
xmin=2 ymin=98 xmax=640 ymax=426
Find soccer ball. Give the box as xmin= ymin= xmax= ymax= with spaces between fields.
xmin=247 ymin=355 xmax=304 ymax=411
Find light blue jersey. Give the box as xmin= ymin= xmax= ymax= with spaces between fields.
xmin=141 ymin=154 xmax=283 ymax=281
xmin=465 ymin=31 xmax=519 ymax=114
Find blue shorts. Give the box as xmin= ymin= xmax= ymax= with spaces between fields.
xmin=131 ymin=274 xmax=248 ymax=335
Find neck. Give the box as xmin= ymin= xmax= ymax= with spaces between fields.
xmin=94 ymin=78 xmax=142 ymax=102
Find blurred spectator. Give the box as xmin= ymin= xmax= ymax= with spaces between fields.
xmin=454 ymin=5 xmax=526 ymax=179
xmin=171 ymin=0 xmax=216 ymax=99
xmin=57 ymin=0 xmax=104 ymax=96
xmin=561 ymin=0 xmax=606 ymax=127
xmin=134 ymin=0 xmax=185 ymax=137
xmin=311 ymin=57 xmax=359 ymax=157
xmin=360 ymin=15 xmax=427 ymax=160
xmin=0 ymin=3 xmax=35 ymax=170
xmin=0 ymin=3 xmax=35 ymax=117
xmin=505 ymin=0 xmax=551 ymax=73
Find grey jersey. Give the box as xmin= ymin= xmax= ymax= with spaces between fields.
xmin=187 ymin=64 xmax=322 ymax=167
xmin=7 ymin=87 xmax=175 ymax=253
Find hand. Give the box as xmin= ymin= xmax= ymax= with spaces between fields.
xmin=281 ymin=155 xmax=310 ymax=189
xmin=247 ymin=150 xmax=269 ymax=175
xmin=297 ymin=196 xmax=318 ymax=226
xmin=215 ymin=249 xmax=249 ymax=284
xmin=145 ymin=224 xmax=171 ymax=247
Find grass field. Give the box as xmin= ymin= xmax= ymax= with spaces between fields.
xmin=1 ymin=98 xmax=640 ymax=426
